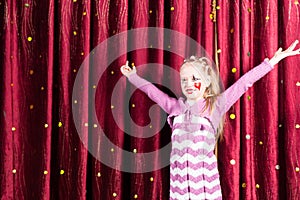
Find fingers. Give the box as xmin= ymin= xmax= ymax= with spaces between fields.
xmin=121 ymin=65 xmax=132 ymax=72
xmin=287 ymin=40 xmax=299 ymax=51
xmin=269 ymin=40 xmax=300 ymax=65
xmin=275 ymin=47 xmax=283 ymax=56
xmin=120 ymin=60 xmax=130 ymax=70
xmin=293 ymin=39 xmax=299 ymax=46
xmin=290 ymin=47 xmax=300 ymax=56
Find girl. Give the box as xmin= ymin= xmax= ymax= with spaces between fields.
xmin=120 ymin=40 xmax=300 ymax=200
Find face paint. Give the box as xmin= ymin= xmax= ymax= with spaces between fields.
xmin=194 ymin=82 xmax=201 ymax=90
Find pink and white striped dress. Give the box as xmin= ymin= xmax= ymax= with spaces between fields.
xmin=169 ymin=99 xmax=222 ymax=199
xmin=128 ymin=60 xmax=273 ymax=199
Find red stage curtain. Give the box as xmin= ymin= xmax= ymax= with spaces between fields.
xmin=0 ymin=0 xmax=299 ymax=199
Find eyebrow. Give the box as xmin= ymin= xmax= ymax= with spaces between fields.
xmin=181 ymin=74 xmax=200 ymax=78
xmin=193 ymin=75 xmax=201 ymax=80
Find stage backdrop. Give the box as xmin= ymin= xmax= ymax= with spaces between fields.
xmin=1 ymin=0 xmax=300 ymax=199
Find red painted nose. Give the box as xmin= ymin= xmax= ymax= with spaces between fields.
xmin=194 ymin=82 xmax=201 ymax=90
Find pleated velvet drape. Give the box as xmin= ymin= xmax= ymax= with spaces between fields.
xmin=1 ymin=0 xmax=300 ymax=199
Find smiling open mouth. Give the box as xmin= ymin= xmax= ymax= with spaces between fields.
xmin=186 ymin=89 xmax=194 ymax=94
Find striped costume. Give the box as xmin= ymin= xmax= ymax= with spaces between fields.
xmin=128 ymin=60 xmax=273 ymax=199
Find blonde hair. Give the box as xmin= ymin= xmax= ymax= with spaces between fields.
xmin=181 ymin=56 xmax=225 ymax=140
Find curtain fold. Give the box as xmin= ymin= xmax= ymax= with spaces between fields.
xmin=1 ymin=0 xmax=300 ymax=199
xmin=280 ymin=1 xmax=300 ymax=199
xmin=216 ymin=1 xmax=241 ymax=199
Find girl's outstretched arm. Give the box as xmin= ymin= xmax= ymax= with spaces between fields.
xmin=216 ymin=40 xmax=300 ymax=116
xmin=120 ymin=61 xmax=179 ymax=114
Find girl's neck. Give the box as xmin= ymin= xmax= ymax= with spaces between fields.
xmin=186 ymin=98 xmax=205 ymax=106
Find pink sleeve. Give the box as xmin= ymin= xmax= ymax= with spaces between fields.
xmin=127 ymin=73 xmax=179 ymax=114
xmin=217 ymin=59 xmax=274 ymax=116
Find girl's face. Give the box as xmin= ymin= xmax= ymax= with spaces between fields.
xmin=180 ymin=63 xmax=210 ymax=102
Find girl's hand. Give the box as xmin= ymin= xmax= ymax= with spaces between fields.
xmin=120 ymin=61 xmax=137 ymax=77
xmin=269 ymin=40 xmax=300 ymax=66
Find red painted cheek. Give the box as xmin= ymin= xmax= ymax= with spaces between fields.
xmin=194 ymin=82 xmax=201 ymax=90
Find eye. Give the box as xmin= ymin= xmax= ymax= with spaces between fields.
xmin=181 ymin=78 xmax=188 ymax=82
xmin=192 ymin=76 xmax=201 ymax=81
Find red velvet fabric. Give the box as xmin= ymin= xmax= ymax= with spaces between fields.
xmin=1 ymin=0 xmax=300 ymax=199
